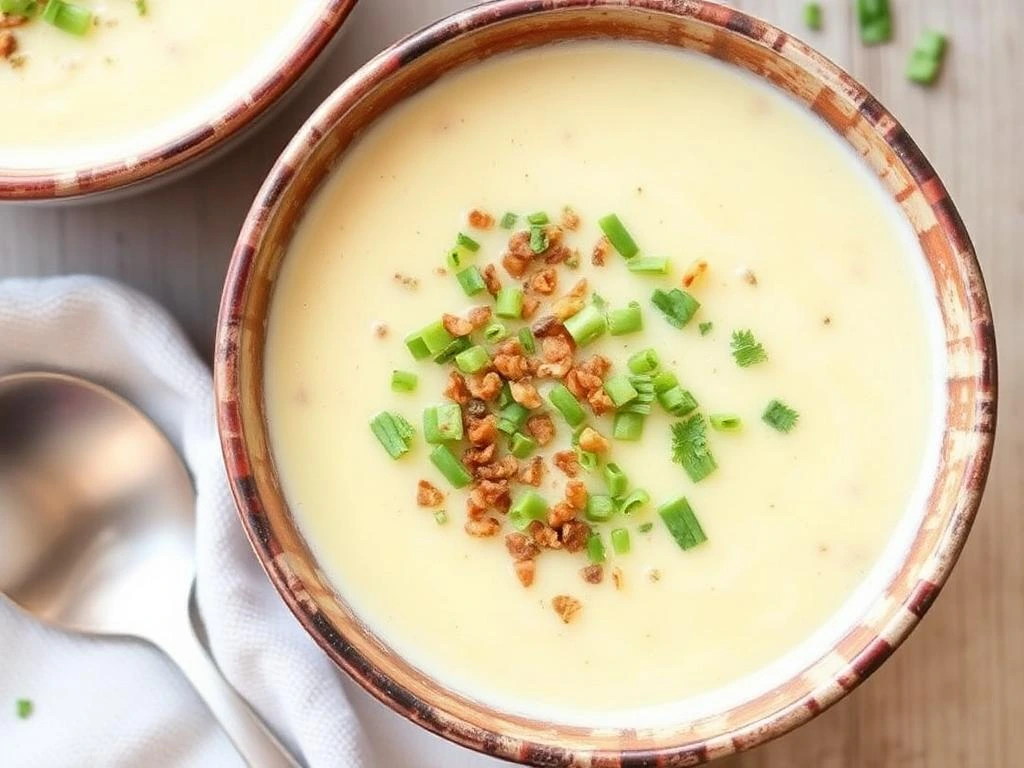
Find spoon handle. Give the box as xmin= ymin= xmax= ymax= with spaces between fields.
xmin=162 ymin=615 xmax=302 ymax=768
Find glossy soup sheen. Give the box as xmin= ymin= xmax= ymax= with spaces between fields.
xmin=0 ymin=0 xmax=302 ymax=169
xmin=265 ymin=43 xmax=941 ymax=720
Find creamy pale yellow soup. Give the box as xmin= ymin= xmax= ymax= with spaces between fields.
xmin=0 ymin=0 xmax=311 ymax=169
xmin=266 ymin=43 xmax=942 ymax=722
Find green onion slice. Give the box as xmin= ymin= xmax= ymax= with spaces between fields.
xmin=608 ymin=302 xmax=643 ymax=336
xmin=370 ymin=411 xmax=415 ymax=459
xmin=509 ymin=491 xmax=549 ymax=530
xmin=611 ymin=528 xmax=631 ymax=555
xmin=710 ymin=413 xmax=742 ymax=432
xmin=618 ymin=488 xmax=650 ymax=516
xmin=586 ymin=532 xmax=607 ymax=564
xmin=563 ymin=304 xmax=607 ymax=346
xmin=391 ymin=370 xmax=418 ymax=392
xmin=627 ymin=347 xmax=659 ymax=374
xmin=430 ymin=444 xmax=473 ymax=488
xmin=603 ymin=462 xmax=628 ymax=498
xmin=585 ymin=494 xmax=616 ymax=523
xmin=597 ymin=213 xmax=639 ymax=259
xmin=548 ymin=384 xmax=586 ymax=428
xmin=651 ymin=288 xmax=700 ymax=328
xmin=658 ymin=496 xmax=708 ymax=551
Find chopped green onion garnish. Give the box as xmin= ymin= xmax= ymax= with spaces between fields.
xmin=518 ymin=327 xmax=536 ymax=354
xmin=456 ymin=266 xmax=486 ymax=296
xmin=498 ymin=381 xmax=513 ymax=408
xmin=423 ymin=403 xmax=464 ymax=444
xmin=608 ymin=302 xmax=643 ymax=336
xmin=611 ymin=528 xmax=631 ymax=555
xmin=370 ymin=411 xmax=415 ymax=459
xmin=627 ymin=348 xmax=660 ymax=374
xmin=627 ymin=257 xmax=670 ymax=275
xmin=391 ymin=370 xmax=418 ymax=393
xmin=803 ymin=2 xmax=822 ymax=30
xmin=576 ymin=448 xmax=600 ymax=473
xmin=658 ymin=386 xmax=698 ymax=418
xmin=907 ymin=30 xmax=947 ymax=85
xmin=618 ymin=488 xmax=650 ymax=516
xmin=763 ymin=399 xmax=799 ymax=433
xmin=637 ymin=521 xmax=654 ymax=533
xmin=527 ymin=211 xmax=549 ymax=225
xmin=456 ymin=232 xmax=480 ymax=252
xmin=658 ymin=496 xmax=707 ymax=551
xmin=499 ymin=212 xmax=517 ymax=230
xmin=405 ymin=334 xmax=430 ymax=361
xmin=598 ymin=213 xmax=639 ymax=259
xmin=591 ymin=292 xmax=608 ymax=311
xmin=16 ymin=698 xmax=32 ymax=719
xmin=509 ymin=431 xmax=538 ymax=459
xmin=671 ymin=415 xmax=717 ymax=483
xmin=651 ymin=288 xmax=700 ymax=328
xmin=652 ymin=370 xmax=678 ymax=394
xmin=430 ymin=444 xmax=473 ymax=488
xmin=42 ymin=0 xmax=93 ymax=35
xmin=509 ymin=491 xmax=549 ymax=530
xmin=454 ymin=345 xmax=490 ymax=374
xmin=613 ymin=411 xmax=645 ymax=441
xmin=585 ymin=494 xmax=615 ymax=522
xmin=495 ymin=287 xmax=524 ymax=318
xmin=710 ymin=413 xmax=742 ymax=432
xmin=433 ymin=336 xmax=472 ymax=365
xmin=529 ymin=225 xmax=549 ymax=254
xmin=860 ymin=17 xmax=891 ymax=44
xmin=1 ymin=0 xmax=35 ymax=14
xmin=414 ymin=320 xmax=456 ymax=355
xmin=699 ymin=321 xmax=714 ymax=336
xmin=483 ymin=321 xmax=507 ymax=343
xmin=621 ymin=375 xmax=654 ymax=415
xmin=603 ymin=374 xmax=638 ymax=407
xmin=731 ymin=329 xmax=768 ymax=367
xmin=603 ymin=462 xmax=628 ymax=498
xmin=857 ymin=0 xmax=891 ymax=44
xmin=586 ymin=532 xmax=607 ymax=564
xmin=135 ymin=0 xmax=147 ymax=15
xmin=433 ymin=509 xmax=449 ymax=525
xmin=447 ymin=246 xmax=474 ymax=271
xmin=497 ymin=402 xmax=530 ymax=435
xmin=548 ymin=384 xmax=586 ymax=428
xmin=563 ymin=304 xmax=607 ymax=346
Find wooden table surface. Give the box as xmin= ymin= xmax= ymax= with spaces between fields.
xmin=2 ymin=1 xmax=1019 ymax=766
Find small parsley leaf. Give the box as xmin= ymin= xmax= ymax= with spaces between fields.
xmin=699 ymin=321 xmax=713 ymax=336
xmin=763 ymin=399 xmax=799 ymax=432
xmin=670 ymin=414 xmax=717 ymax=482
xmin=731 ymin=329 xmax=768 ymax=367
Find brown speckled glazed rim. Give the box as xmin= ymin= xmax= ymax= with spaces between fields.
xmin=0 ymin=0 xmax=358 ymax=202
xmin=215 ymin=1 xmax=997 ymax=764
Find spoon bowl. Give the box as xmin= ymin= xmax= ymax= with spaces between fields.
xmin=0 ymin=371 xmax=298 ymax=767
xmin=0 ymin=372 xmax=195 ymax=639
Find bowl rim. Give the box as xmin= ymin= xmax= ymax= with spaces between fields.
xmin=0 ymin=0 xmax=359 ymax=202
xmin=215 ymin=0 xmax=997 ymax=763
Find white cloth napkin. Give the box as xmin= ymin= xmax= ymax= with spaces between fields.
xmin=0 ymin=276 xmax=371 ymax=768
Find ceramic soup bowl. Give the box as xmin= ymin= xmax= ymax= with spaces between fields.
xmin=0 ymin=0 xmax=358 ymax=203
xmin=215 ymin=1 xmax=996 ymax=764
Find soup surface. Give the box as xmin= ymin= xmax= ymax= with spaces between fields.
xmin=265 ymin=43 xmax=942 ymax=722
xmin=0 ymin=0 xmax=310 ymax=169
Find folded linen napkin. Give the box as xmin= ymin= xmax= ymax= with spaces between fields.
xmin=0 ymin=276 xmax=372 ymax=767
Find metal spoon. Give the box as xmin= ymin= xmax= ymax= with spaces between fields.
xmin=0 ymin=372 xmax=299 ymax=767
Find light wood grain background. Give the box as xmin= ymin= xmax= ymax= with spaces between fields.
xmin=2 ymin=1 xmax=1019 ymax=766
